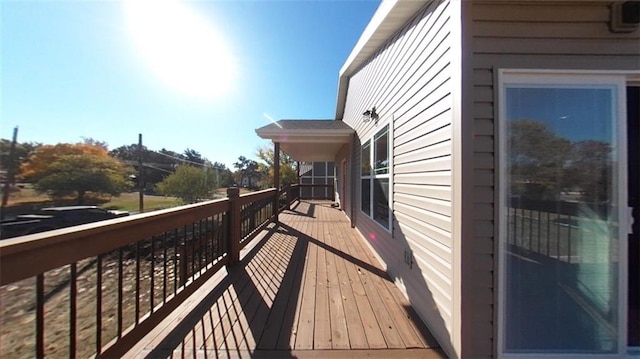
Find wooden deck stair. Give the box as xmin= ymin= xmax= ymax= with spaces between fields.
xmin=127 ymin=201 xmax=445 ymax=358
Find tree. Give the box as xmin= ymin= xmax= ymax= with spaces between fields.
xmin=21 ymin=143 xmax=114 ymax=180
xmin=19 ymin=142 xmax=132 ymax=204
xmin=233 ymin=156 xmax=260 ymax=188
xmin=81 ymin=137 xmax=109 ymax=151
xmin=245 ymin=160 xmax=260 ymax=188
xmin=563 ymin=140 xmax=612 ymax=202
xmin=109 ymin=144 xmax=181 ymax=186
xmin=156 ymin=165 xmax=214 ymax=203
xmin=35 ymin=154 xmax=132 ymax=204
xmin=508 ymin=120 xmax=571 ymax=200
xmin=210 ymin=162 xmax=234 ymax=188
xmin=21 ymin=143 xmax=106 ymax=180
xmin=183 ymin=148 xmax=205 ymax=165
xmin=0 ymin=139 xmax=41 ymax=184
xmin=256 ymin=146 xmax=298 ymax=188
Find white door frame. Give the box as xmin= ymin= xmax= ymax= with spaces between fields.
xmin=497 ymin=69 xmax=639 ymax=358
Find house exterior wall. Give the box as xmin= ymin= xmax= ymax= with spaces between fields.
xmin=341 ymin=1 xmax=458 ymax=356
xmin=466 ymin=1 xmax=640 ymax=357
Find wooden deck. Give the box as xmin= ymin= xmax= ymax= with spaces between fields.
xmin=127 ymin=201 xmax=445 ymax=358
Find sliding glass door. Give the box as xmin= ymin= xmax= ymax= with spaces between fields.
xmin=499 ymin=72 xmax=627 ymax=356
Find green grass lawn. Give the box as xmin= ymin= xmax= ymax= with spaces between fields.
xmin=101 ymin=192 xmax=184 ymax=212
xmin=3 ymin=185 xmax=258 ymax=216
xmin=4 ymin=186 xmax=183 ymax=214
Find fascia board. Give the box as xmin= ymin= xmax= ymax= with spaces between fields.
xmin=255 ymin=129 xmax=354 ymax=137
xmin=334 ymin=0 xmax=428 ymax=120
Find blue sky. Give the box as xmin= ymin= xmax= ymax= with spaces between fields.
xmin=1 ymin=0 xmax=380 ymax=168
xmin=506 ymin=87 xmax=614 ymax=143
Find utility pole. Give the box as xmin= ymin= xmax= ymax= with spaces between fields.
xmin=138 ymin=133 xmax=144 ymax=213
xmin=1 ymin=127 xmax=18 ymax=219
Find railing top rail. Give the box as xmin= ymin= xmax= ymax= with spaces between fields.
xmin=509 ymin=197 xmax=611 ymax=217
xmin=0 ymin=198 xmax=230 ymax=285
xmin=237 ymin=188 xmax=276 ymax=206
xmin=297 ymin=183 xmax=333 ymax=188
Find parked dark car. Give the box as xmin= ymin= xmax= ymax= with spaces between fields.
xmin=0 ymin=206 xmax=129 ymax=239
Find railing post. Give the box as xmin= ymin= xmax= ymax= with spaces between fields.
xmin=227 ymin=187 xmax=241 ymax=266
xmin=274 ymin=142 xmax=280 ymax=225
xmin=285 ymin=184 xmax=291 ymax=210
xmin=179 ymin=244 xmax=187 ymax=285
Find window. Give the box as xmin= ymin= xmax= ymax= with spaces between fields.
xmin=361 ymin=142 xmax=371 ymax=215
xmin=361 ymin=124 xmax=391 ymax=229
xmin=498 ymin=71 xmax=627 ymax=356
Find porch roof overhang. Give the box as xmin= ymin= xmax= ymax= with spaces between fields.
xmin=255 ymin=119 xmax=354 ymax=162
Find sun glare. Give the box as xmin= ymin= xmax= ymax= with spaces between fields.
xmin=123 ymin=0 xmax=235 ymax=99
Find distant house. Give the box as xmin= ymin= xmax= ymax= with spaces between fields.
xmin=257 ymin=1 xmax=640 ymax=358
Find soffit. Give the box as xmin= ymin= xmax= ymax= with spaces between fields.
xmin=255 ymin=119 xmax=354 ymax=162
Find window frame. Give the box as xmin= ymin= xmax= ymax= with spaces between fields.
xmin=497 ymin=69 xmax=629 ymax=358
xmin=360 ymin=122 xmax=393 ymax=232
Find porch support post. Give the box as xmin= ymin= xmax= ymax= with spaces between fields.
xmin=350 ymin=133 xmax=356 ymax=228
xmin=274 ymin=142 xmax=280 ymax=225
xmin=227 ymin=187 xmax=241 ymax=265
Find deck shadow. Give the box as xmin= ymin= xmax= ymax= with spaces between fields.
xmin=142 ymin=222 xmax=305 ymax=358
xmin=138 ymin=201 xmax=443 ymax=357
xmin=275 ymin=223 xmax=390 ymax=282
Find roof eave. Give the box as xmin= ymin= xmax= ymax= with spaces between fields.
xmin=256 ymin=128 xmax=353 ymax=137
xmin=334 ymin=0 xmax=428 ymax=120
xmin=255 ymin=131 xmax=353 ymax=145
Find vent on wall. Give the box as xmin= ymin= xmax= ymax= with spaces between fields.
xmin=610 ymin=1 xmax=640 ymax=33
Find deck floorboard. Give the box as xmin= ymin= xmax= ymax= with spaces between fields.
xmin=127 ymin=201 xmax=445 ymax=358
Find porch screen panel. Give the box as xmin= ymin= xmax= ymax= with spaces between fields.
xmin=503 ymin=84 xmax=621 ymax=354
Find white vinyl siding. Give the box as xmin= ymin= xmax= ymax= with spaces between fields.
xmin=342 ymin=1 xmax=455 ymax=354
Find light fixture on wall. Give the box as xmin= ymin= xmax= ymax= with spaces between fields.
xmin=362 ymin=107 xmax=379 ymax=124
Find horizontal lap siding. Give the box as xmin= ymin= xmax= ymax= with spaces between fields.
xmin=469 ymin=2 xmax=640 ymax=357
xmin=343 ymin=1 xmax=456 ymax=355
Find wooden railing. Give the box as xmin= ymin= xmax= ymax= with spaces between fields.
xmin=0 ymin=186 xmax=300 ymax=358
xmin=280 ymin=183 xmax=301 ymax=211
xmin=237 ymin=188 xmax=276 ymax=249
xmin=298 ymin=183 xmax=335 ymax=201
